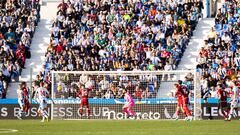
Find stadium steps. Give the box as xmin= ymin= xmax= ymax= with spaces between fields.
xmin=157 ymin=18 xmax=215 ymax=98
xmin=6 ymin=2 xmax=59 ymax=98
xmin=177 ymin=18 xmax=215 ymax=70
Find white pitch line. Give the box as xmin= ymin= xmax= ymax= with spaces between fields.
xmin=0 ymin=129 xmax=18 ymax=134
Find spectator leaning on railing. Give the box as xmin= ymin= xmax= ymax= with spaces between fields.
xmin=0 ymin=0 xmax=40 ymax=98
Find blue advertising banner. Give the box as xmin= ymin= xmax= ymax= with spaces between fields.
xmin=0 ymin=98 xmax=226 ymax=104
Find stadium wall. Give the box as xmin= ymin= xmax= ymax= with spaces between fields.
xmin=0 ymin=99 xmax=238 ymax=120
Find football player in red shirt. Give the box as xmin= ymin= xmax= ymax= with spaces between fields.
xmin=181 ymin=83 xmax=192 ymax=121
xmin=216 ymin=84 xmax=229 ymax=120
xmin=22 ymin=82 xmax=30 ymax=113
xmin=77 ymin=85 xmax=91 ymax=118
xmin=175 ymin=80 xmax=193 ymax=120
xmin=174 ymin=83 xmax=185 ymax=120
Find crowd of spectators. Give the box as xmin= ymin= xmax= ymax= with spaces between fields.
xmin=36 ymin=0 xmax=203 ymax=99
xmin=197 ymin=0 xmax=240 ymax=100
xmin=0 ymin=0 xmax=40 ymax=98
xmin=53 ymin=72 xmax=194 ymax=99
xmin=54 ymin=74 xmax=158 ymax=99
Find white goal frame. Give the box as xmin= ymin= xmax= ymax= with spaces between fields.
xmin=50 ymin=70 xmax=201 ymax=120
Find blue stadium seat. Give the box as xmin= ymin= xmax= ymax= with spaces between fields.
xmin=215 ymin=24 xmax=222 ymax=32
xmin=219 ymin=30 xmax=225 ymax=37
xmin=222 ymin=24 xmax=228 ymax=31
xmin=148 ymin=85 xmax=155 ymax=92
xmin=45 ymin=63 xmax=50 ymax=70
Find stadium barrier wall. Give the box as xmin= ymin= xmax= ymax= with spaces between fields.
xmin=0 ymin=99 xmax=237 ymax=120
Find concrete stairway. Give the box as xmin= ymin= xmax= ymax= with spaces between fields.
xmin=177 ymin=18 xmax=215 ymax=70
xmin=157 ymin=18 xmax=215 ymax=98
xmin=6 ymin=2 xmax=59 ymax=98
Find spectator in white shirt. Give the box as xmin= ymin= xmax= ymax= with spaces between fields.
xmin=163 ymin=62 xmax=172 ymax=81
xmin=150 ymin=52 xmax=161 ymax=66
xmin=98 ymin=76 xmax=110 ymax=91
xmin=79 ymin=74 xmax=88 ymax=85
xmin=85 ymin=76 xmax=95 ymax=89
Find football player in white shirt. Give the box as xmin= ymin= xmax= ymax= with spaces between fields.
xmin=17 ymin=84 xmax=24 ymax=119
xmin=35 ymin=82 xmax=49 ymax=122
xmin=228 ymin=80 xmax=240 ymax=120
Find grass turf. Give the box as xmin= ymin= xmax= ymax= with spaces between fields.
xmin=0 ymin=120 xmax=239 ymax=135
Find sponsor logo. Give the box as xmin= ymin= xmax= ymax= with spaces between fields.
xmin=105 ymin=110 xmax=161 ymax=120
xmin=1 ymin=103 xmax=239 ymax=120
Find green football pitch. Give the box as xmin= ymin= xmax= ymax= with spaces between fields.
xmin=0 ymin=120 xmax=239 ymax=135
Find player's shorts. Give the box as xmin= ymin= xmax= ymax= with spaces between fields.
xmin=18 ymin=99 xmax=24 ymax=108
xmin=39 ymin=99 xmax=47 ymax=110
xmin=123 ymin=102 xmax=134 ymax=109
xmin=219 ymin=101 xmax=228 ymax=109
xmin=81 ymin=98 xmax=89 ymax=106
xmin=128 ymin=102 xmax=134 ymax=107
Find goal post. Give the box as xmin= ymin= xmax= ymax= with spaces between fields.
xmin=50 ymin=70 xmax=201 ymax=120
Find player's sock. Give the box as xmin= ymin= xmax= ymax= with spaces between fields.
xmin=37 ymin=109 xmax=41 ymax=117
xmin=41 ymin=111 xmax=45 ymax=122
xmin=228 ymin=115 xmax=232 ymax=120
xmin=79 ymin=108 xmax=83 ymax=116
xmin=228 ymin=113 xmax=232 ymax=120
xmin=43 ymin=110 xmax=49 ymax=120
xmin=18 ymin=110 xmax=22 ymax=117
xmin=183 ymin=105 xmax=191 ymax=117
xmin=176 ymin=110 xmax=180 ymax=116
xmin=86 ymin=107 xmax=90 ymax=118
xmin=24 ymin=105 xmax=29 ymax=112
xmin=123 ymin=108 xmax=129 ymax=116
xmin=46 ymin=116 xmax=49 ymax=122
xmin=41 ymin=116 xmax=45 ymax=122
xmin=22 ymin=112 xmax=26 ymax=117
xmin=43 ymin=110 xmax=48 ymax=116
xmin=228 ymin=108 xmax=234 ymax=120
xmin=233 ymin=109 xmax=237 ymax=118
xmin=41 ymin=110 xmax=48 ymax=122
xmin=17 ymin=110 xmax=23 ymax=119
xmin=222 ymin=110 xmax=227 ymax=118
xmin=128 ymin=109 xmax=136 ymax=116
xmin=175 ymin=110 xmax=180 ymax=120
xmin=183 ymin=112 xmax=187 ymax=117
xmin=188 ymin=116 xmax=193 ymax=121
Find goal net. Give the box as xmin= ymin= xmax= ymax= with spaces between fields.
xmin=50 ymin=70 xmax=201 ymax=120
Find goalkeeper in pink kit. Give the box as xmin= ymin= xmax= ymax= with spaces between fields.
xmin=123 ymin=89 xmax=136 ymax=118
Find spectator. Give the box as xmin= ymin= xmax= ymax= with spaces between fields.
xmin=42 ymin=0 xmax=203 ymax=99
xmin=104 ymin=90 xmax=114 ymax=99
xmin=43 ymin=0 xmax=202 ymax=74
xmin=57 ymin=81 xmax=67 ymax=98
xmin=98 ymin=76 xmax=110 ymax=92
xmin=197 ymin=0 xmax=239 ymax=100
xmin=162 ymin=62 xmax=173 ymax=81
xmin=142 ymin=87 xmax=152 ymax=99
xmin=85 ymin=76 xmax=95 ymax=89
xmin=0 ymin=0 xmax=40 ymax=98
xmin=133 ymin=85 xmax=142 ymax=102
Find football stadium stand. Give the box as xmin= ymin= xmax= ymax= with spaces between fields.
xmin=0 ymin=0 xmax=40 ymax=98
xmin=197 ymin=0 xmax=240 ymax=101
xmin=3 ymin=0 xmax=239 ymax=100
xmin=35 ymin=0 xmax=204 ymax=99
